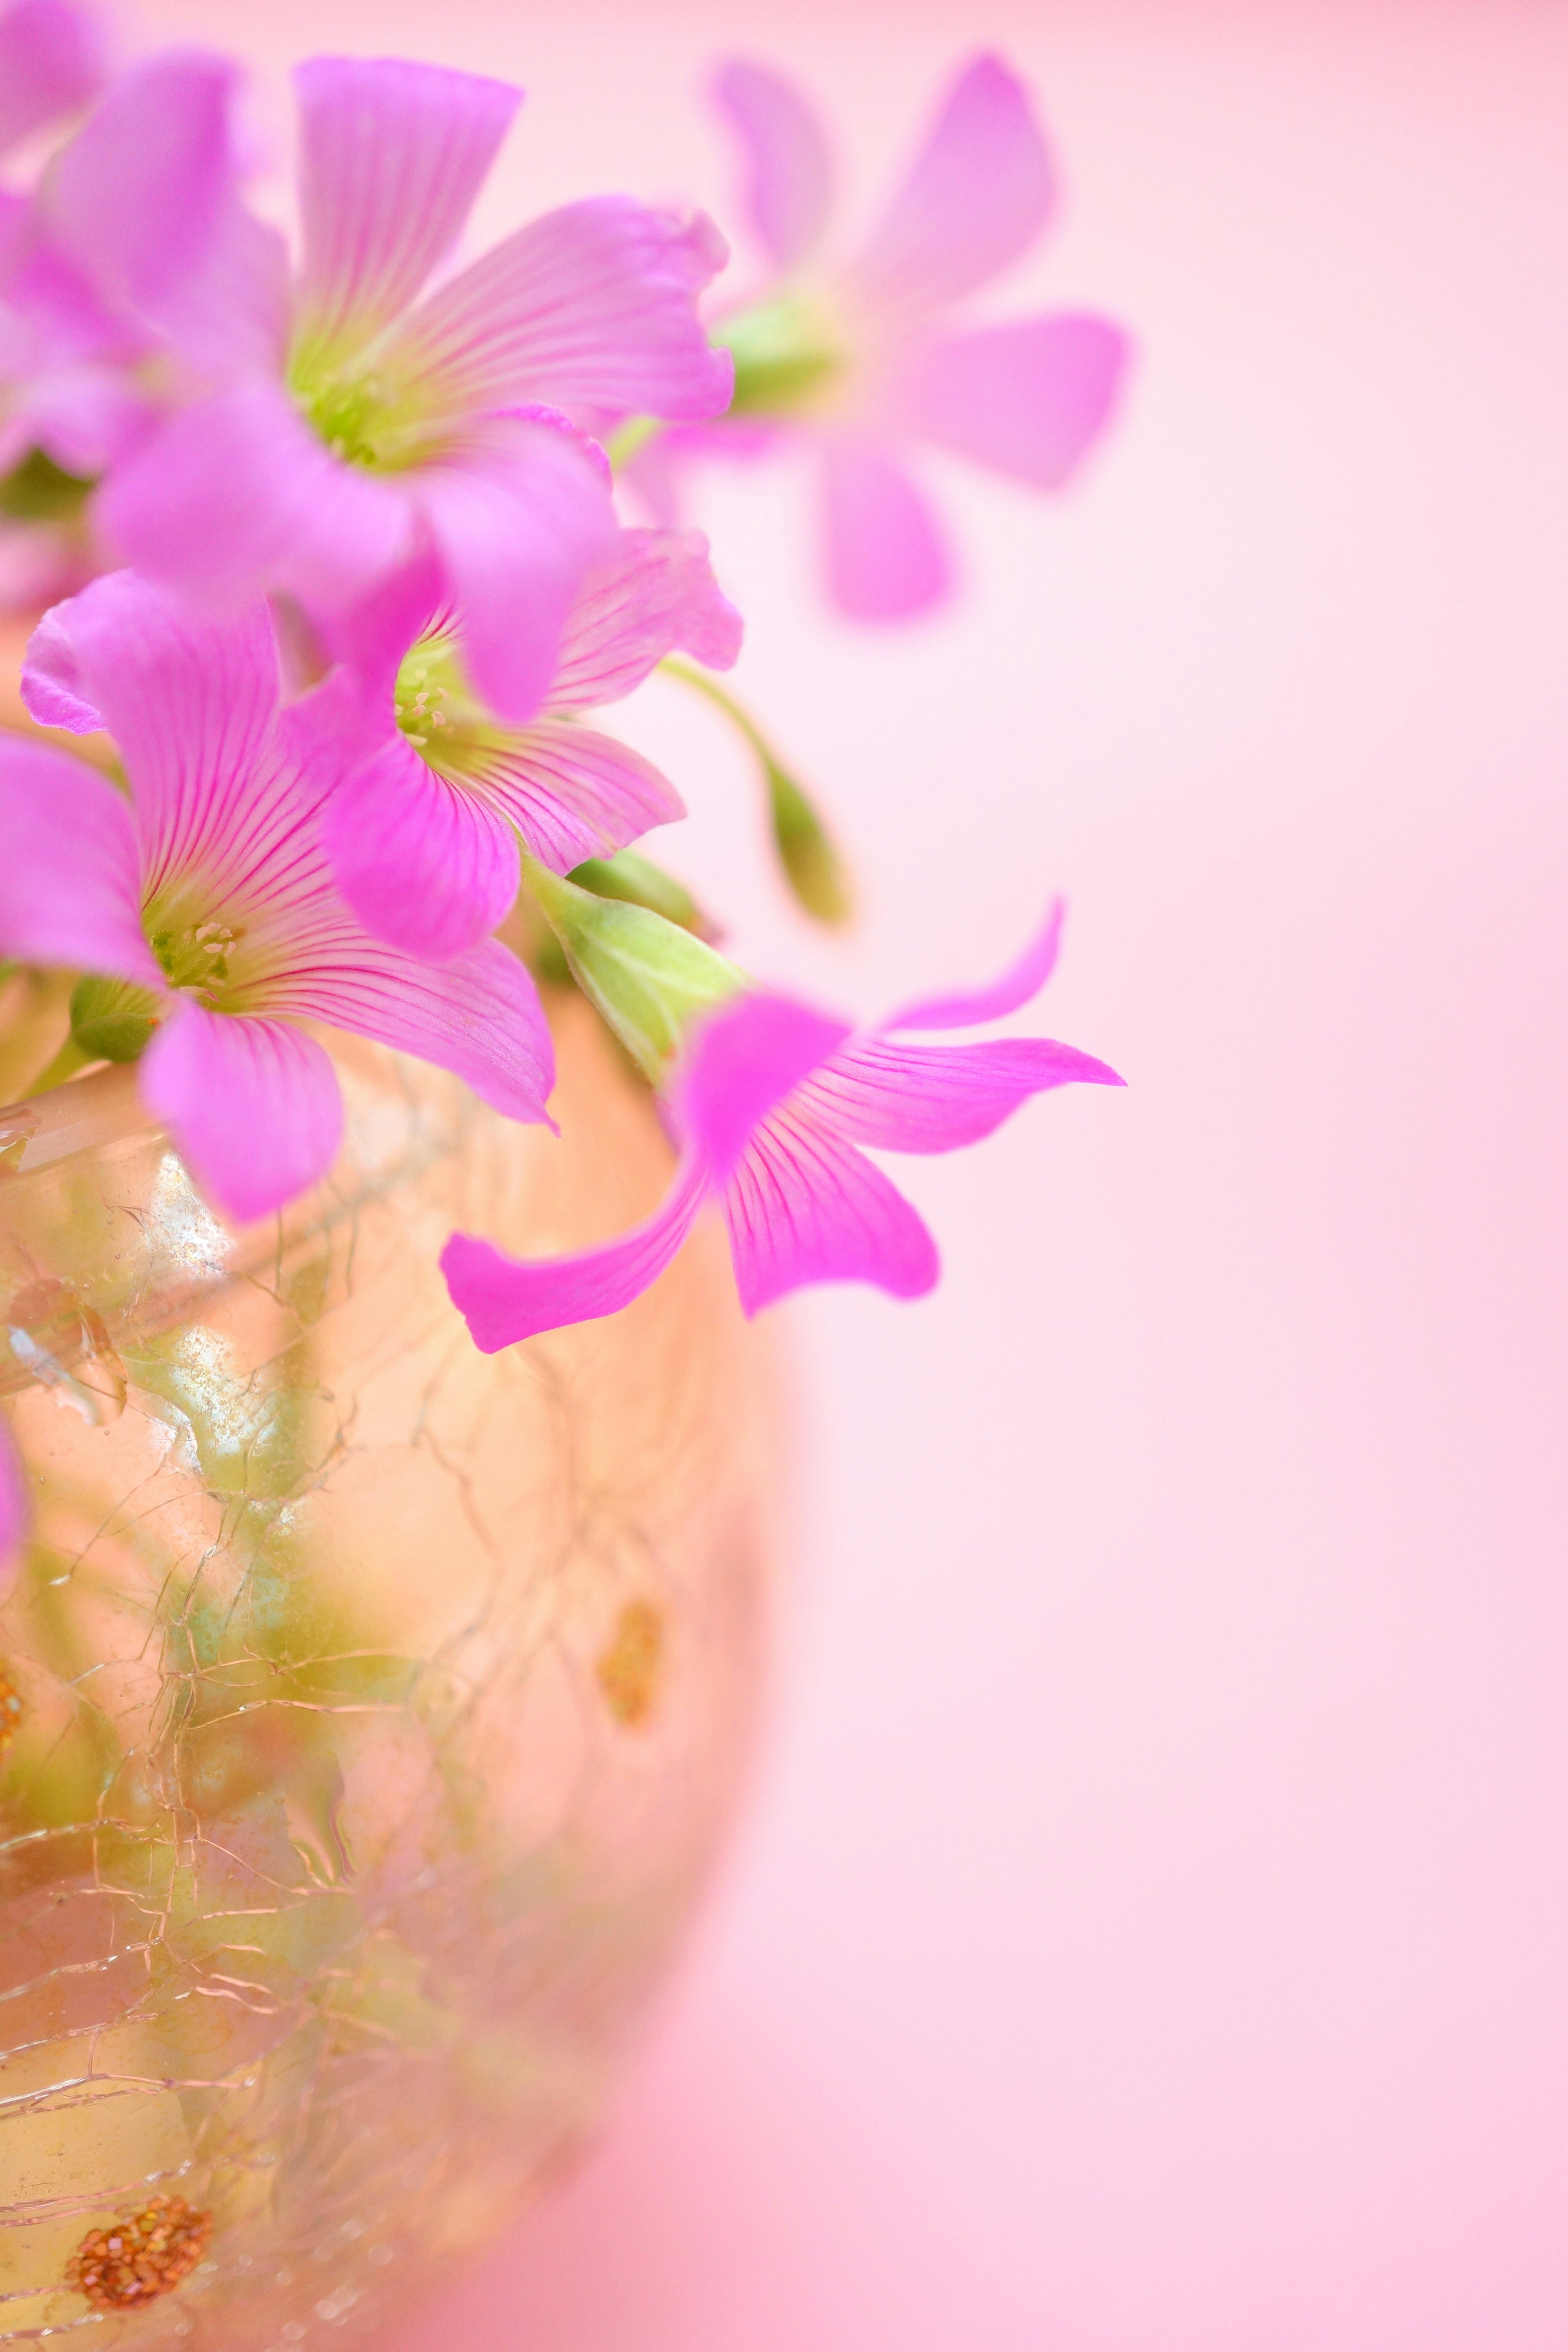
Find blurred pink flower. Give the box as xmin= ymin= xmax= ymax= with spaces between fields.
xmin=98 ymin=56 xmax=735 ymax=722
xmin=441 ymin=900 xmax=1123 ymax=1345
xmin=0 ymin=0 xmax=106 ymax=160
xmin=0 ymin=48 xmax=245 ymax=488
xmin=285 ymin=524 xmax=742 ymax=961
xmin=634 ymin=52 xmax=1128 ymax=621
xmin=4 ymin=570 xmax=554 ymax=1221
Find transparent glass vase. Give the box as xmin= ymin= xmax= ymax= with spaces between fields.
xmin=0 ymin=1006 xmax=779 ymax=2346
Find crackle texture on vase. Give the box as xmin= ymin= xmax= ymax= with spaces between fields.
xmin=0 ymin=1004 xmax=779 ymax=2347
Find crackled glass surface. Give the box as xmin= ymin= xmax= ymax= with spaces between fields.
xmin=0 ymin=1005 xmax=778 ymax=2346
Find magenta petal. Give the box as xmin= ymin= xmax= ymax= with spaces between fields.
xmin=820 ymin=437 xmax=951 ymax=622
xmin=140 ymin=1004 xmax=343 ymax=1221
xmin=0 ymin=735 xmax=159 ymax=981
xmin=98 ymin=383 xmax=413 ymax=614
xmin=292 ymin=56 xmax=520 ymax=359
xmin=901 ymin=314 xmax=1129 ymax=490
xmin=479 ymin=720 xmax=684 ymax=874
xmin=20 ymin=597 xmax=102 ymax=731
xmin=713 ymin=58 xmax=834 ymax=274
xmin=0 ymin=0 xmax=106 ymax=156
xmin=886 ymin=898 xmax=1065 ymax=1031
xmin=677 ymin=990 xmax=850 ymax=1185
xmin=805 ymin=1033 xmax=1124 ymax=1156
xmin=0 ymin=1420 xmax=25 ymax=1599
xmin=724 ymin=1106 xmax=939 ymax=1314
xmin=278 ymin=934 xmax=555 ymax=1129
xmin=394 ymin=196 xmax=733 ymax=423
xmin=320 ymin=736 xmax=520 ymax=960
xmin=41 ymin=570 xmax=283 ymax=889
xmin=441 ymin=1156 xmax=707 ymax=1352
xmin=417 ymin=412 xmax=617 ymax=723
xmin=851 ymin=53 xmax=1054 ymax=317
xmin=547 ymin=526 xmax=742 ymax=712
xmin=42 ymin=50 xmax=243 ymax=319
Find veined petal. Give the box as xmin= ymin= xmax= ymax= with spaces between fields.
xmin=477 ymin=719 xmax=683 ymax=875
xmin=42 ymin=49 xmax=244 ymax=321
xmin=546 ymin=526 xmax=742 ymax=712
xmin=140 ymin=1003 xmax=342 ymax=1221
xmin=271 ymin=931 xmax=555 ymax=1129
xmin=292 ymin=56 xmax=520 ymax=365
xmin=0 ymin=735 xmax=159 ymax=982
xmin=416 ymin=410 xmax=617 ymax=723
xmin=804 ymin=1033 xmax=1124 ymax=1155
xmin=98 ymin=381 xmax=414 ymax=613
xmin=0 ymin=0 xmax=106 ymax=156
xmin=849 ymin=53 xmax=1054 ymax=317
xmin=441 ymin=1154 xmax=708 ymax=1352
xmin=724 ymin=1102 xmax=939 ymax=1313
xmin=35 ymin=570 xmax=283 ymax=900
xmin=820 ymin=436 xmax=951 ymax=621
xmin=320 ymin=734 xmax=520 ymax=960
xmin=392 ymin=196 xmax=733 ymax=423
xmin=900 ymin=314 xmax=1129 ymax=490
xmin=676 ymin=988 xmax=850 ymax=1185
xmin=713 ymin=57 xmax=835 ymax=274
xmin=885 ymin=897 xmax=1065 ymax=1031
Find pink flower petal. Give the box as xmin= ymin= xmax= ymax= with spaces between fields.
xmin=724 ymin=1102 xmax=940 ymax=1314
xmin=849 ymin=53 xmax=1054 ymax=318
xmin=98 ymin=381 xmax=414 ymax=614
xmin=804 ymin=1032 xmax=1124 ymax=1156
xmin=0 ymin=0 xmax=106 ymax=158
xmin=41 ymin=49 xmax=243 ymax=321
xmin=292 ymin=56 xmax=519 ymax=362
xmin=677 ymin=989 xmax=851 ymax=1185
xmin=416 ymin=410 xmax=617 ymax=722
xmin=546 ymin=526 xmax=742 ymax=712
xmin=441 ymin=1157 xmax=708 ymax=1353
xmin=439 ymin=989 xmax=844 ymax=1351
xmin=37 ymin=570 xmax=283 ymax=893
xmin=393 ymin=196 xmax=733 ymax=423
xmin=0 ymin=733 xmax=160 ymax=981
xmin=477 ymin=719 xmax=684 ymax=875
xmin=885 ymin=897 xmax=1065 ymax=1031
xmin=271 ymin=933 xmax=555 ymax=1130
xmin=140 ymin=1002 xmax=343 ymax=1222
xmin=713 ymin=57 xmax=835 ymax=275
xmin=20 ymin=596 xmax=102 ymax=731
xmin=900 ymin=314 xmax=1129 ymax=490
xmin=319 ymin=732 xmax=520 ymax=960
xmin=820 ymin=436 xmax=951 ymax=621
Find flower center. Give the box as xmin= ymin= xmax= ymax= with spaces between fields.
xmin=394 ymin=633 xmax=508 ymax=781
xmin=715 ymin=292 xmax=847 ymax=420
xmin=287 ymin=341 xmax=436 ymax=474
xmin=148 ymin=913 xmax=243 ymax=1007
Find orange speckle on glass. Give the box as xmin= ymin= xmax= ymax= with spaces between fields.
xmin=0 ymin=1665 xmax=21 ymax=1758
xmin=596 ymin=1598 xmax=665 ymax=1729
xmin=65 ymin=2195 xmax=213 ymax=2310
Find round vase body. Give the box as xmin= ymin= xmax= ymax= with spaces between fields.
xmin=0 ymin=1011 xmax=778 ymax=2346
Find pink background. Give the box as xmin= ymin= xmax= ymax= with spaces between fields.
xmin=142 ymin=0 xmax=1568 ymax=2341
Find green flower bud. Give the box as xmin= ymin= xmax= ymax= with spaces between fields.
xmin=523 ymin=858 xmax=744 ymax=1085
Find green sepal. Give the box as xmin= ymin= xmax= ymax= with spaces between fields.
xmin=566 ymin=849 xmax=717 ymax=940
xmin=69 ymin=973 xmax=163 ymax=1064
xmin=0 ymin=446 xmax=94 ymax=523
xmin=765 ymin=763 xmax=853 ymax=925
xmin=523 ymin=857 xmax=744 ymax=1085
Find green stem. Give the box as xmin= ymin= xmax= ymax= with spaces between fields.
xmin=24 ymin=1033 xmax=94 ymax=1097
xmin=659 ymin=659 xmax=853 ymax=925
xmin=604 ymin=415 xmax=664 ymax=472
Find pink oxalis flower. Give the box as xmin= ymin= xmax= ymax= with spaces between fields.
xmin=3 ymin=569 xmax=554 ymax=1221
xmin=441 ymin=901 xmax=1122 ymax=1347
xmin=0 ymin=44 xmax=249 ymax=604
xmin=286 ymin=523 xmax=742 ymax=962
xmin=0 ymin=0 xmax=105 ymax=159
xmin=633 ymin=51 xmax=1128 ymax=622
xmin=99 ymin=55 xmax=735 ymax=723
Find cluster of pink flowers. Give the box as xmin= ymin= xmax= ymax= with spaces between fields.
xmin=0 ymin=10 xmax=1129 ymax=1576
